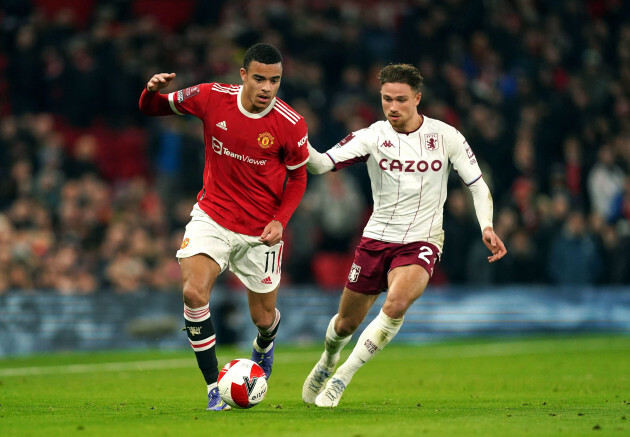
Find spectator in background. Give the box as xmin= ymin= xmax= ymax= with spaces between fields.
xmin=442 ymin=188 xmax=479 ymax=284
xmin=548 ymin=210 xmax=603 ymax=285
xmin=599 ymin=220 xmax=630 ymax=284
xmin=587 ymin=145 xmax=626 ymax=222
xmin=305 ymin=171 xmax=365 ymax=254
xmin=0 ymin=0 xmax=628 ymax=291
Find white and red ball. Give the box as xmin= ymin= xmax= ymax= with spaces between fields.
xmin=217 ymin=358 xmax=267 ymax=408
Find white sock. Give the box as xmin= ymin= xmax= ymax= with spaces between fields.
xmin=207 ymin=382 xmax=217 ymax=394
xmin=334 ymin=310 xmax=403 ymax=385
xmin=320 ymin=314 xmax=352 ymax=369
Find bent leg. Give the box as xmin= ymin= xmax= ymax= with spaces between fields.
xmin=181 ymin=254 xmax=222 ymax=308
xmin=248 ymin=287 xmax=280 ymax=379
xmin=383 ymin=264 xmax=430 ymax=318
xmin=335 ymin=287 xmax=380 ymax=336
xmin=303 ymin=288 xmax=377 ymax=403
xmin=334 ymin=264 xmax=429 ymax=381
xmin=316 ymin=266 xmax=429 ymax=407
xmin=180 ymin=255 xmax=224 ymax=400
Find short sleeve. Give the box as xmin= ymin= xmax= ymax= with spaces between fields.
xmin=283 ymin=118 xmax=310 ymax=170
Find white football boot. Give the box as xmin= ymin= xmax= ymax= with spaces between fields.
xmin=302 ymin=361 xmax=335 ymax=404
xmin=314 ymin=376 xmax=346 ymax=407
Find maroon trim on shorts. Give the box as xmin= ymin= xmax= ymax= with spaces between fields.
xmin=344 ymin=237 xmax=440 ymax=295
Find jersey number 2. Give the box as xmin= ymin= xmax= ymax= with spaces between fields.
xmin=417 ymin=246 xmax=433 ymax=264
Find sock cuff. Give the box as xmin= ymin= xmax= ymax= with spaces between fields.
xmin=264 ymin=308 xmax=281 ymax=333
xmin=184 ymin=303 xmax=210 ymax=322
xmin=327 ymin=314 xmax=351 ymax=341
xmin=378 ymin=309 xmax=404 ymax=327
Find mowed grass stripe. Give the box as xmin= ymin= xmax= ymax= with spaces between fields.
xmin=0 ymin=335 xmax=626 ymax=377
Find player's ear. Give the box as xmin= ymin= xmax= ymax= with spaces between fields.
xmin=416 ymin=92 xmax=422 ymax=105
xmin=240 ymin=67 xmax=247 ymax=83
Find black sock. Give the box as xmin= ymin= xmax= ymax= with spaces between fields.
xmin=255 ymin=308 xmax=281 ymax=350
xmin=184 ymin=304 xmax=218 ymax=385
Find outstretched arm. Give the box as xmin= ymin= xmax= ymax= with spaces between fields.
xmin=139 ymin=73 xmax=177 ymax=116
xmin=305 ymin=142 xmax=335 ymax=174
xmin=468 ymin=178 xmax=507 ymax=263
xmin=146 ymin=72 xmax=176 ymax=92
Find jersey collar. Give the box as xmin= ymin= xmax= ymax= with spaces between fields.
xmin=391 ymin=114 xmax=425 ymax=135
xmin=237 ymin=85 xmax=276 ymax=119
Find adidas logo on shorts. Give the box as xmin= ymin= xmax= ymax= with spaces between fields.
xmin=261 ymin=276 xmax=272 ymax=285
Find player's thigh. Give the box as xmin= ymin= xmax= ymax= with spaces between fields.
xmin=229 ymin=237 xmax=283 ymax=293
xmin=179 ymin=254 xmax=222 ymax=304
xmin=384 ymin=264 xmax=430 ymax=318
xmin=336 ymin=287 xmax=379 ymax=334
xmin=176 ymin=204 xmax=232 ymax=274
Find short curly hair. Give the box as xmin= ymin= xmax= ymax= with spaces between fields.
xmin=243 ymin=43 xmax=283 ymax=70
xmin=378 ymin=64 xmax=424 ymax=93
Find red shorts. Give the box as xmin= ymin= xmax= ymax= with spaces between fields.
xmin=345 ymin=237 xmax=440 ymax=295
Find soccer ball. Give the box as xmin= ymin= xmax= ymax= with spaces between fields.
xmin=217 ymin=358 xmax=267 ymax=408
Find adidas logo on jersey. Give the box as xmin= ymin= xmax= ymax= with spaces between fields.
xmin=261 ymin=276 xmax=272 ymax=285
xmin=216 ymin=121 xmax=227 ymax=130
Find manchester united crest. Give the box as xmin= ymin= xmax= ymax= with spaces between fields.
xmin=180 ymin=238 xmax=190 ymax=249
xmin=257 ymin=132 xmax=274 ymax=149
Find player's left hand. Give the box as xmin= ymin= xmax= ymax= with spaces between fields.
xmin=482 ymin=226 xmax=507 ymax=263
xmin=259 ymin=220 xmax=283 ymax=246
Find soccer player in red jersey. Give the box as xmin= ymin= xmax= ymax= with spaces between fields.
xmin=139 ymin=43 xmax=309 ymax=411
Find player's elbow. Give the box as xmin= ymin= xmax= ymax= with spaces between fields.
xmin=306 ymin=163 xmax=330 ymax=175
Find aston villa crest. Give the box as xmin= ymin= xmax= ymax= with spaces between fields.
xmin=425 ymin=133 xmax=439 ymax=151
xmin=348 ymin=263 xmax=361 ymax=283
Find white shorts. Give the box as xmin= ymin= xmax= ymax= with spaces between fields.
xmin=176 ymin=204 xmax=283 ymax=293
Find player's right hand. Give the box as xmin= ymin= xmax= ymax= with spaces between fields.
xmin=146 ymin=73 xmax=176 ymax=92
xmin=482 ymin=226 xmax=507 ymax=263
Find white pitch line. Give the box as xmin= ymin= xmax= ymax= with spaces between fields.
xmin=0 ymin=339 xmax=626 ymax=377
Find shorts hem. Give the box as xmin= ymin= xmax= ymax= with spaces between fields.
xmin=344 ymin=283 xmax=383 ymax=296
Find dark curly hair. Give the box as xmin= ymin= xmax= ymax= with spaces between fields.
xmin=243 ymin=43 xmax=283 ymax=70
xmin=378 ymin=64 xmax=424 ymax=93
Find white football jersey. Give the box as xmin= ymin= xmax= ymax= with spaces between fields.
xmin=325 ymin=116 xmax=482 ymax=251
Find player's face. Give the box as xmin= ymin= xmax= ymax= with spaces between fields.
xmin=381 ymin=82 xmax=422 ymax=133
xmin=240 ymin=61 xmax=282 ymax=113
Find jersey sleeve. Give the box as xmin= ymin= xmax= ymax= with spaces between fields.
xmin=446 ymin=128 xmax=483 ymax=185
xmin=325 ymin=127 xmax=372 ymax=170
xmin=166 ymin=83 xmax=212 ymax=119
xmin=283 ymin=118 xmax=310 ymax=170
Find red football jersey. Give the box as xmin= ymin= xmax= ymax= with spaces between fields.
xmin=166 ymin=83 xmax=309 ymax=236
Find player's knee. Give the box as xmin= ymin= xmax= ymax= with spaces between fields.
xmin=182 ymin=283 xmax=209 ymax=308
xmin=334 ymin=316 xmax=359 ymax=337
xmin=382 ymin=299 xmax=410 ymax=320
xmin=251 ymin=310 xmax=275 ymax=330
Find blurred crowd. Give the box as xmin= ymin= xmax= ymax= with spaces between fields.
xmin=1 ymin=0 xmax=630 ymax=295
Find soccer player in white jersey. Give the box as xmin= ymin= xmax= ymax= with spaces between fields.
xmin=302 ymin=64 xmax=507 ymax=407
xmin=139 ymin=43 xmax=309 ymax=411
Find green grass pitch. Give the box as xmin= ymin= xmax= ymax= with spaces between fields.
xmin=1 ymin=335 xmax=628 ymax=436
